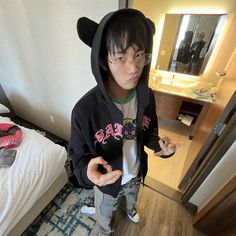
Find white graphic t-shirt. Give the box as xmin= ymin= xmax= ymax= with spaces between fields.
xmin=113 ymin=90 xmax=139 ymax=185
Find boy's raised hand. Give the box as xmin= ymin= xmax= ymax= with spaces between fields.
xmin=155 ymin=136 xmax=183 ymax=156
xmin=87 ymin=156 xmax=122 ymax=186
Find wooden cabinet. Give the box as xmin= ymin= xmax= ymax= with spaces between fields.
xmin=154 ymin=91 xmax=210 ymax=139
xmin=155 ymin=92 xmax=182 ymax=120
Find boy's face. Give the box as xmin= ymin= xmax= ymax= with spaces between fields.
xmin=106 ymin=45 xmax=146 ymax=92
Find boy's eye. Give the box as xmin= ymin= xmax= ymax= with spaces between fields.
xmin=108 ymin=54 xmax=125 ymax=64
xmin=136 ymin=51 xmax=145 ymax=58
xmin=114 ymin=56 xmax=124 ymax=63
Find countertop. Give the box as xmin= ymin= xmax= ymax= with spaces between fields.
xmin=149 ymin=76 xmax=217 ymax=103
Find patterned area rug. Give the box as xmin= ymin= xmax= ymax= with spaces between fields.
xmin=23 ymin=183 xmax=96 ymax=236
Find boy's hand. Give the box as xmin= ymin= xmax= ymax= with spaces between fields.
xmin=155 ymin=136 xmax=183 ymax=156
xmin=87 ymin=156 xmax=122 ymax=186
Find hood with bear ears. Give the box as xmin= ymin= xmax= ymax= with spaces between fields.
xmin=77 ymin=8 xmax=155 ymax=108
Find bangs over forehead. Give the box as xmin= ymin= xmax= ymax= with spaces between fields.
xmin=105 ymin=13 xmax=147 ymax=55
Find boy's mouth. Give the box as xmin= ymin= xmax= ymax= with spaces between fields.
xmin=129 ymin=76 xmax=138 ymax=82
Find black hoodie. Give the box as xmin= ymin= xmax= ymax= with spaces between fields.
xmin=68 ymin=9 xmax=164 ymax=198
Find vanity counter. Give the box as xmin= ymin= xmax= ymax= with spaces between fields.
xmin=149 ymin=75 xmax=217 ymax=103
xmin=149 ymin=75 xmax=214 ymax=139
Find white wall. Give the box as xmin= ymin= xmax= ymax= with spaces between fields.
xmin=189 ymin=140 xmax=236 ymax=211
xmin=0 ymin=0 xmax=118 ymax=140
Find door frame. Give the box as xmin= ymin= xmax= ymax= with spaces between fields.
xmin=192 ymin=175 xmax=236 ymax=234
xmin=179 ymin=90 xmax=236 ymax=190
xmin=181 ymin=110 xmax=236 ymax=205
xmin=118 ymin=0 xmax=129 ymax=9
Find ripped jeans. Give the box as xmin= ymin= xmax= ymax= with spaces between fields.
xmin=92 ymin=176 xmax=141 ymax=236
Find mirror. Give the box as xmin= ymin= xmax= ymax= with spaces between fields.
xmin=156 ymin=14 xmax=226 ymax=76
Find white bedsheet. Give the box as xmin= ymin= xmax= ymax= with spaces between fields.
xmin=0 ymin=116 xmax=67 ymax=236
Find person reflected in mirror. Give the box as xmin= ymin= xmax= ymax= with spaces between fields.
xmin=188 ymin=32 xmax=206 ymax=75
xmin=68 ymin=9 xmax=182 ymax=236
xmin=175 ymin=31 xmax=193 ymax=73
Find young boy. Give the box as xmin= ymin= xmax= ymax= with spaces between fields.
xmin=68 ymin=8 xmax=178 ymax=235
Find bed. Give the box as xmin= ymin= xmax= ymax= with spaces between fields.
xmin=0 ymin=85 xmax=68 ymax=236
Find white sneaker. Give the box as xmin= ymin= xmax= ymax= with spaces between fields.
xmin=80 ymin=205 xmax=96 ymax=215
xmin=127 ymin=207 xmax=140 ymax=223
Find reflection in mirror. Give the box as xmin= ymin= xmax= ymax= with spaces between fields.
xmin=156 ymin=14 xmax=226 ymax=76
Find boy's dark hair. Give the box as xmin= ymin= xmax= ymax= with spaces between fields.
xmin=100 ymin=12 xmax=148 ymax=59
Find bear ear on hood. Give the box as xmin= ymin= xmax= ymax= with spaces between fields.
xmin=147 ymin=18 xmax=155 ymax=36
xmin=77 ymin=17 xmax=98 ymax=48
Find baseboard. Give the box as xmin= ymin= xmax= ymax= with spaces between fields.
xmin=13 ymin=116 xmax=68 ymax=147
xmin=143 ymin=176 xmax=198 ymax=214
xmin=184 ymin=201 xmax=198 ymax=215
xmin=143 ymin=176 xmax=182 ymax=203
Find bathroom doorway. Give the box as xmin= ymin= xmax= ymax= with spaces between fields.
xmin=146 ymin=117 xmax=191 ymax=190
xmin=145 ymin=89 xmax=236 ymax=206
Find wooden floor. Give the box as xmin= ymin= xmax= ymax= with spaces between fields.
xmin=147 ymin=118 xmax=192 ymax=190
xmin=113 ymin=185 xmax=205 ymax=236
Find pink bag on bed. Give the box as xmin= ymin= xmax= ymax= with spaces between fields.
xmin=0 ymin=123 xmax=22 ymax=148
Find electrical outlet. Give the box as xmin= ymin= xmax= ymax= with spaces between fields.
xmin=49 ymin=115 xmax=55 ymax=124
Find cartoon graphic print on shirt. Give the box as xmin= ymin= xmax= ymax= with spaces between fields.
xmin=123 ymin=118 xmax=136 ymax=142
xmin=94 ymin=115 xmax=151 ymax=145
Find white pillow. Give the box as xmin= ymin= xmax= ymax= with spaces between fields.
xmin=0 ymin=103 xmax=10 ymax=113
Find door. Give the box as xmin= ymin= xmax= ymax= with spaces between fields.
xmin=179 ymin=90 xmax=236 ymax=191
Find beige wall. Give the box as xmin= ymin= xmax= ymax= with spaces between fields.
xmin=132 ymin=0 xmax=236 ymax=81
xmin=181 ymin=50 xmax=236 ymax=181
xmin=157 ymin=14 xmax=180 ymax=70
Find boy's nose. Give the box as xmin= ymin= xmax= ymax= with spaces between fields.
xmin=126 ymin=59 xmax=139 ymax=73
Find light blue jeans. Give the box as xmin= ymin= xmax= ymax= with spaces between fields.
xmin=92 ymin=176 xmax=141 ymax=236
